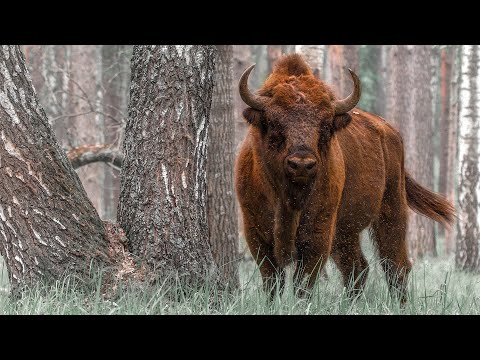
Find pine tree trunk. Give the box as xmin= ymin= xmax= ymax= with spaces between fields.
xmin=0 ymin=45 xmax=112 ymax=291
xmin=267 ymin=45 xmax=283 ymax=74
xmin=326 ymin=45 xmax=359 ymax=98
xmin=22 ymin=45 xmax=71 ymax=146
xmin=386 ymin=45 xmax=412 ymax=134
xmin=101 ymin=45 xmax=132 ymax=220
xmin=233 ymin=45 xmax=251 ymax=153
xmin=295 ymin=45 xmax=325 ymax=79
xmin=406 ymin=45 xmax=436 ymax=259
xmin=456 ymin=45 xmax=480 ymax=271
xmin=438 ymin=46 xmax=456 ymax=253
xmin=118 ymin=45 xmax=218 ymax=283
xmin=207 ymin=46 xmax=239 ymax=286
xmin=67 ymin=46 xmax=105 ymax=218
xmin=445 ymin=46 xmax=460 ymax=255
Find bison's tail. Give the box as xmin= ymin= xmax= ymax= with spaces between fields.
xmin=405 ymin=172 xmax=455 ymax=227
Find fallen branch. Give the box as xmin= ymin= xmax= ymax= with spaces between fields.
xmin=67 ymin=144 xmax=124 ymax=170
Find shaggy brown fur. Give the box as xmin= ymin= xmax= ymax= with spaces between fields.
xmin=235 ymin=54 xmax=455 ymax=304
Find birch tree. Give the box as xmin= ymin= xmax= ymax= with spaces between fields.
xmin=117 ymin=45 xmax=218 ymax=284
xmin=456 ymin=45 xmax=480 ymax=271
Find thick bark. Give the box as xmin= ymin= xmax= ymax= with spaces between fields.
xmin=295 ymin=45 xmax=325 ymax=79
xmin=456 ymin=45 xmax=480 ymax=271
xmin=118 ymin=45 xmax=218 ymax=283
xmin=406 ymin=45 xmax=436 ymax=259
xmin=207 ymin=46 xmax=239 ymax=286
xmin=0 ymin=45 xmax=113 ymax=291
xmin=326 ymin=45 xmax=359 ymax=98
xmin=445 ymin=46 xmax=460 ymax=254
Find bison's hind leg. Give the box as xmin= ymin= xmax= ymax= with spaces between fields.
xmin=371 ymin=180 xmax=412 ymax=306
xmin=331 ymin=230 xmax=369 ymax=300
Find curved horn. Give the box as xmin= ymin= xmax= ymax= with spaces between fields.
xmin=333 ymin=68 xmax=361 ymax=115
xmin=239 ymin=64 xmax=268 ymax=110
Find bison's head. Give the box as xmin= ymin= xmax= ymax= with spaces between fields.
xmin=240 ymin=54 xmax=361 ymax=208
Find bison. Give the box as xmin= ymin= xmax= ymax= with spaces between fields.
xmin=235 ymin=54 xmax=455 ymax=304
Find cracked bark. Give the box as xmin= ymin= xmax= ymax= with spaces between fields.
xmin=0 ymin=45 xmax=114 ymax=292
xmin=118 ymin=45 xmax=218 ymax=284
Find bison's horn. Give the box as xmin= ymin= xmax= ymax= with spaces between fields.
xmin=239 ymin=64 xmax=268 ymax=110
xmin=333 ymin=68 xmax=361 ymax=115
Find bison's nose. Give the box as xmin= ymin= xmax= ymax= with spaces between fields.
xmin=285 ymin=155 xmax=317 ymax=178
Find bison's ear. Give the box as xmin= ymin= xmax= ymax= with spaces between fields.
xmin=332 ymin=113 xmax=352 ymax=132
xmin=243 ymin=108 xmax=266 ymax=128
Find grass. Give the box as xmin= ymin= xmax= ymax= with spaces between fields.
xmin=1 ymin=239 xmax=480 ymax=315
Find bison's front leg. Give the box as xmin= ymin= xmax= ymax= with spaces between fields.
xmin=293 ymin=211 xmax=337 ymax=297
xmin=243 ymin=220 xmax=285 ymax=301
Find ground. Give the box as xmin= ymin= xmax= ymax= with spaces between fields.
xmin=1 ymin=237 xmax=479 ymax=315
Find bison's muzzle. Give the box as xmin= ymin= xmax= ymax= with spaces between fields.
xmin=285 ymin=152 xmax=317 ymax=183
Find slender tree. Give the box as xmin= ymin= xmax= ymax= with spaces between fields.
xmin=385 ymin=45 xmax=436 ymax=259
xmin=233 ymin=45 xmax=252 ymax=153
xmin=207 ymin=46 xmax=239 ymax=286
xmin=295 ymin=45 xmax=325 ymax=79
xmin=101 ymin=45 xmax=132 ymax=220
xmin=456 ymin=45 xmax=480 ymax=271
xmin=406 ymin=45 xmax=436 ymax=258
xmin=0 ymin=45 xmax=120 ymax=292
xmin=118 ymin=45 xmax=218 ymax=284
xmin=445 ymin=46 xmax=461 ymax=254
xmin=386 ymin=45 xmax=412 ymax=134
xmin=325 ymin=45 xmax=359 ymax=98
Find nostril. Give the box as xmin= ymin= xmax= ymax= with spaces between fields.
xmin=305 ymin=161 xmax=316 ymax=170
xmin=287 ymin=159 xmax=298 ymax=170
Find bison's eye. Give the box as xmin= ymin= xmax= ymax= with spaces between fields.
xmin=268 ymin=130 xmax=285 ymax=149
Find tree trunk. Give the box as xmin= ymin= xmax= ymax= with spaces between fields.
xmin=456 ymin=45 xmax=480 ymax=271
xmin=233 ymin=45 xmax=252 ymax=154
xmin=445 ymin=46 xmax=460 ymax=255
xmin=67 ymin=46 xmax=106 ymax=218
xmin=386 ymin=45 xmax=412 ymax=135
xmin=118 ymin=45 xmax=218 ymax=283
xmin=326 ymin=45 xmax=359 ymax=98
xmin=0 ymin=45 xmax=113 ymax=291
xmin=22 ymin=45 xmax=71 ymax=145
xmin=101 ymin=45 xmax=132 ymax=220
xmin=405 ymin=45 xmax=436 ymax=259
xmin=295 ymin=45 xmax=325 ymax=79
xmin=207 ymin=46 xmax=239 ymax=286
xmin=438 ymin=46 xmax=455 ymax=253
xmin=267 ymin=45 xmax=283 ymax=74
xmin=386 ymin=45 xmax=436 ymax=260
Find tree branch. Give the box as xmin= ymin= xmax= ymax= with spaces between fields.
xmin=67 ymin=144 xmax=124 ymax=170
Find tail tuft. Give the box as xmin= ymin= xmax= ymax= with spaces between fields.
xmin=405 ymin=173 xmax=455 ymax=227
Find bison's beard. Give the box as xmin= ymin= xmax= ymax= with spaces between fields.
xmin=285 ymin=181 xmax=315 ymax=210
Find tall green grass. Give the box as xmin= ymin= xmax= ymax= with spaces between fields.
xmin=1 ymin=249 xmax=479 ymax=314
xmin=0 ymin=236 xmax=478 ymax=314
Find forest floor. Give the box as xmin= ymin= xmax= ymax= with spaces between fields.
xmin=1 ymin=238 xmax=479 ymax=315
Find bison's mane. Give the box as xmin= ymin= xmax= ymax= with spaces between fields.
xmin=258 ymin=54 xmax=336 ymax=114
